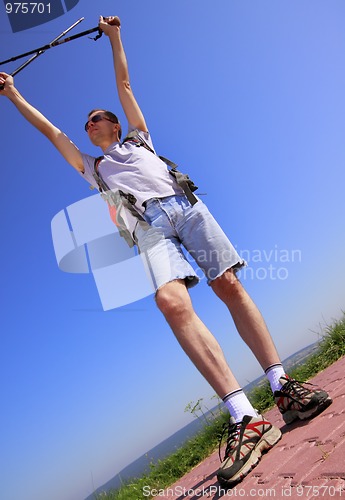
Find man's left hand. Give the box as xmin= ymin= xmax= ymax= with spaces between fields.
xmin=99 ymin=16 xmax=121 ymax=36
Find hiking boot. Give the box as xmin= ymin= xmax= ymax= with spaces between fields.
xmin=217 ymin=415 xmax=281 ymax=488
xmin=274 ymin=375 xmax=333 ymax=425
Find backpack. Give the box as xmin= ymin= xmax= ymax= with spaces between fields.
xmin=91 ymin=130 xmax=199 ymax=247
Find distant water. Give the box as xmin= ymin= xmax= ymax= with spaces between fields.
xmin=84 ymin=415 xmax=209 ymax=499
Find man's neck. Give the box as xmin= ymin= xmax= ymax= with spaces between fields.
xmin=99 ymin=136 xmax=120 ymax=152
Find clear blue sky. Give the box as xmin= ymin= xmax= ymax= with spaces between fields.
xmin=1 ymin=1 xmax=345 ymax=499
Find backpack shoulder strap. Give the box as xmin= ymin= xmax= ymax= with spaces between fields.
xmin=122 ymin=130 xmax=155 ymax=154
xmin=92 ymin=156 xmax=108 ymax=193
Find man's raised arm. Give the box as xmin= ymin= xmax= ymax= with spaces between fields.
xmin=99 ymin=16 xmax=148 ymax=133
xmin=0 ymin=73 xmax=84 ymax=172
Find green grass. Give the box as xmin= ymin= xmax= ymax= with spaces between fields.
xmin=95 ymin=313 xmax=345 ymax=500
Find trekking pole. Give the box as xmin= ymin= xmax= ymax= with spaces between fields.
xmin=4 ymin=18 xmax=85 ymax=80
xmin=0 ymin=18 xmax=102 ymax=89
xmin=0 ymin=21 xmax=101 ymax=65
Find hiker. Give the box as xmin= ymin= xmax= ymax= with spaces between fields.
xmin=0 ymin=16 xmax=332 ymax=488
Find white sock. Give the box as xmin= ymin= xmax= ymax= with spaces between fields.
xmin=222 ymin=389 xmax=258 ymax=423
xmin=265 ymin=363 xmax=286 ymax=392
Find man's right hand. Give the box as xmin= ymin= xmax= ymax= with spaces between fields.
xmin=0 ymin=72 xmax=14 ymax=95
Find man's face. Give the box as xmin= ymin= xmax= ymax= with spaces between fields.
xmin=85 ymin=111 xmax=119 ymax=146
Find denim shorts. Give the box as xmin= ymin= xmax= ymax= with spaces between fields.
xmin=133 ymin=194 xmax=245 ymax=292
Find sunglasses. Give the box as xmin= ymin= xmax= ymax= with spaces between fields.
xmin=84 ymin=113 xmax=117 ymax=132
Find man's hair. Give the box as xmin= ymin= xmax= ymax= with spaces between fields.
xmin=87 ymin=109 xmax=122 ymax=140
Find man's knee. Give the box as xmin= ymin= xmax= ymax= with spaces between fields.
xmin=155 ymin=280 xmax=191 ymax=319
xmin=211 ymin=268 xmax=244 ymax=301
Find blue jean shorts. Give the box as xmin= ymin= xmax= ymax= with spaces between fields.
xmin=133 ymin=194 xmax=245 ymax=292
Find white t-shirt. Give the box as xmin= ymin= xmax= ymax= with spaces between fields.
xmin=80 ymin=125 xmax=184 ymax=219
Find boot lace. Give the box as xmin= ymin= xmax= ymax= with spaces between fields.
xmin=218 ymin=420 xmax=241 ymax=462
xmin=282 ymin=377 xmax=316 ymax=398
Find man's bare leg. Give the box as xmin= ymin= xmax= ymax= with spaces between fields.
xmin=210 ymin=268 xmax=281 ymax=370
xmin=155 ymin=279 xmax=241 ymax=398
